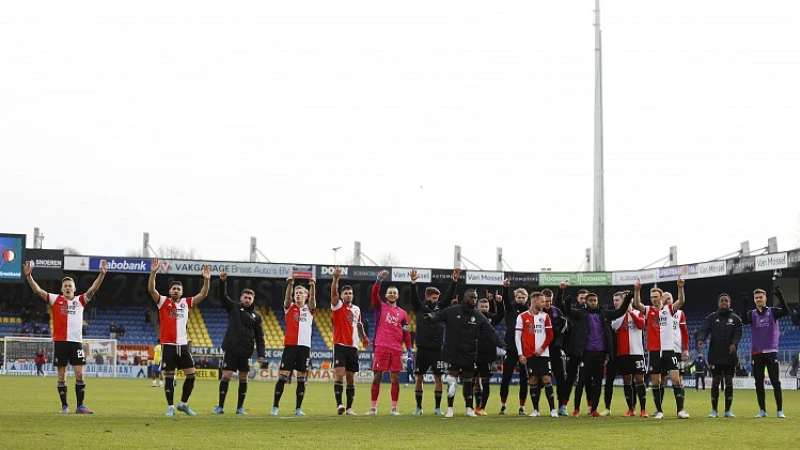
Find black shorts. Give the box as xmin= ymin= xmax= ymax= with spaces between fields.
xmin=53 ymin=341 xmax=86 ymax=367
xmin=221 ymin=353 xmax=250 ymax=373
xmin=648 ymin=350 xmax=678 ymax=375
xmin=476 ymin=362 xmax=492 ymax=378
xmin=334 ymin=344 xmax=359 ymax=373
xmin=280 ymin=345 xmax=310 ymax=373
xmin=710 ymin=363 xmax=735 ymax=376
xmin=415 ymin=348 xmax=444 ymax=375
xmin=618 ymin=355 xmax=647 ymax=375
xmin=161 ymin=344 xmax=195 ymax=371
xmin=525 ymin=356 xmax=552 ymax=378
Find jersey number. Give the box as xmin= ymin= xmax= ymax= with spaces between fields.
xmin=635 ymin=360 xmax=645 ymax=370
xmin=76 ymin=349 xmax=85 ymax=359
xmin=671 ymin=357 xmax=678 ymax=366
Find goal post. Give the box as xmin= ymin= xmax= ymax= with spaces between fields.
xmin=2 ymin=336 xmax=118 ymax=378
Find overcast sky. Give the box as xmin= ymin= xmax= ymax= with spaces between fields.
xmin=2 ymin=0 xmax=799 ymax=272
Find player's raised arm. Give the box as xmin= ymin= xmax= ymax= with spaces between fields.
xmin=372 ymin=270 xmax=389 ymax=308
xmin=148 ymin=258 xmax=161 ymax=303
xmin=773 ymin=286 xmax=789 ymax=319
xmin=606 ymin=291 xmax=632 ymax=320
xmin=23 ymin=261 xmax=48 ymax=301
xmin=191 ymin=265 xmax=211 ymax=305
xmin=409 ymin=269 xmax=422 ymax=311
xmin=85 ymin=260 xmax=108 ymax=301
xmin=739 ymin=292 xmax=752 ymax=325
xmin=632 ymin=278 xmax=646 ymax=313
xmin=308 ymin=278 xmax=317 ymax=310
xmin=283 ymin=277 xmax=295 ymax=310
xmin=673 ymin=277 xmax=686 ymax=311
xmin=330 ymin=267 xmax=341 ymax=308
xmin=218 ymin=272 xmax=235 ymax=311
xmin=437 ymin=268 xmax=459 ymax=309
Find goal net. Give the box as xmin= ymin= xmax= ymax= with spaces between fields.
xmin=2 ymin=336 xmax=118 ymax=377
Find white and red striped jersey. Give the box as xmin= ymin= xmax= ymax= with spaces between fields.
xmin=515 ymin=310 xmax=553 ymax=358
xmin=157 ymin=296 xmax=193 ymax=345
xmin=49 ymin=293 xmax=89 ymax=343
xmin=332 ymin=301 xmax=361 ymax=348
xmin=284 ymin=303 xmax=315 ymax=348
xmin=612 ymin=310 xmax=645 ymax=356
xmin=645 ymin=304 xmax=675 ymax=352
xmin=672 ymin=309 xmax=689 ymax=353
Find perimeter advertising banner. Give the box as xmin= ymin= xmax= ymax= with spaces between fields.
xmin=26 ymin=248 xmax=64 ymax=280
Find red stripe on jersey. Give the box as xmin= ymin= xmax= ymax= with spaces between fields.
xmin=516 ymin=311 xmax=552 ymax=358
xmin=645 ymin=304 xmax=674 ymax=352
xmin=332 ymin=301 xmax=361 ymax=347
xmin=49 ymin=294 xmax=86 ymax=342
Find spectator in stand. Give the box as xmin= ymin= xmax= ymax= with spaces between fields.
xmin=117 ymin=324 xmax=125 ymax=337
xmin=95 ymin=354 xmax=104 ymax=365
xmin=134 ymin=355 xmax=141 ymax=366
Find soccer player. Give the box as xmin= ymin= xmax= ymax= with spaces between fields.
xmin=424 ymin=288 xmax=503 ymax=417
xmin=148 ymin=258 xmax=210 ymax=416
xmin=24 ymin=260 xmax=107 ymax=414
xmin=474 ymin=290 xmax=505 ymax=415
xmin=499 ymin=279 xmax=530 ymax=415
xmin=409 ymin=268 xmax=451 ymax=415
xmin=516 ymin=291 xmax=557 ymax=418
xmin=565 ymin=291 xmax=631 ymax=417
xmin=695 ymin=293 xmax=742 ymax=418
xmin=554 ymin=286 xmax=594 ymax=416
xmin=741 ymin=287 xmax=788 ymax=418
xmin=331 ymin=266 xmax=370 ymax=415
xmin=272 ymin=276 xmax=317 ymax=416
xmin=213 ymin=272 xmax=266 ymax=415
xmin=657 ymin=292 xmax=689 ymax=409
xmin=687 ymin=353 xmax=707 ymax=391
xmin=151 ymin=341 xmax=164 ymax=387
xmin=367 ymin=270 xmax=413 ymax=415
xmin=632 ymin=277 xmax=689 ymax=419
xmin=610 ymin=292 xmax=648 ymax=417
xmin=542 ymin=288 xmax=568 ymax=416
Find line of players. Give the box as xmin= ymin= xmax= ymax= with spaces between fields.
xmin=23 ymin=259 xmax=788 ymax=418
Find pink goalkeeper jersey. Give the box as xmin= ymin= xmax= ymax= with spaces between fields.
xmin=371 ymin=283 xmax=409 ymax=351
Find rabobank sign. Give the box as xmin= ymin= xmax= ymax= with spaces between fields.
xmin=89 ymin=257 xmax=150 ymax=273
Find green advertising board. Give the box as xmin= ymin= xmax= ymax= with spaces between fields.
xmin=538 ymin=272 xmax=612 ymax=287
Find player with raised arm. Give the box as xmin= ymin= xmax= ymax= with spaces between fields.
xmin=516 ymin=292 xmax=557 ymax=418
xmin=410 ymin=268 xmax=449 ymax=416
xmin=367 ymin=270 xmax=413 ymax=415
xmin=498 ymin=277 xmax=530 ymax=415
xmin=331 ymin=267 xmax=370 ymax=415
xmin=367 ymin=270 xmax=412 ymax=416
xmin=213 ymin=272 xmax=266 ymax=415
xmin=610 ymin=291 xmax=648 ymax=417
xmin=741 ymin=287 xmax=788 ymax=418
xmin=663 ymin=292 xmax=689 ymax=407
xmin=695 ymin=293 xmax=742 ymax=418
xmin=632 ymin=277 xmax=689 ymax=419
xmin=272 ymin=276 xmax=316 ymax=416
xmin=554 ymin=285 xmax=594 ymax=416
xmin=148 ymin=258 xmax=210 ymax=416
xmin=424 ymin=287 xmax=504 ymax=418
xmin=24 ymin=260 xmax=107 ymax=414
xmin=474 ymin=289 xmax=505 ymax=415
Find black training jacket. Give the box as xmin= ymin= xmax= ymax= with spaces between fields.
xmin=410 ymin=282 xmax=451 ymax=350
xmin=428 ymin=304 xmax=502 ymax=368
xmin=477 ymin=299 xmax=505 ymax=363
xmin=694 ymin=308 xmax=742 ymax=366
xmin=219 ymin=279 xmax=266 ymax=358
xmin=502 ymin=285 xmax=529 ymax=350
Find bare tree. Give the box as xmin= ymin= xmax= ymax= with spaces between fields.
xmin=61 ymin=246 xmax=81 ymax=255
xmin=157 ymin=244 xmax=201 ymax=260
xmin=378 ymin=252 xmax=401 ymax=267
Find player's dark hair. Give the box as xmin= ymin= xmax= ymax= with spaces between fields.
xmin=241 ymin=288 xmax=255 ymax=296
xmin=717 ymin=293 xmax=731 ymax=301
xmin=530 ymin=291 xmax=544 ymax=299
xmin=340 ymin=285 xmax=353 ymax=293
xmin=424 ymin=287 xmax=440 ymax=298
xmin=464 ymin=288 xmax=478 ymax=297
xmin=578 ymin=289 xmax=589 ymax=295
xmin=585 ymin=293 xmax=598 ymax=300
xmin=542 ymin=288 xmax=554 ymax=297
xmin=170 ymin=281 xmax=183 ymax=288
xmin=387 ymin=285 xmax=399 ymax=291
xmin=61 ymin=277 xmax=75 ymax=285
xmin=753 ymin=288 xmax=767 ymax=295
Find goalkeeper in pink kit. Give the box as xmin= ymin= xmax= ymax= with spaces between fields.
xmin=366 ymin=270 xmax=413 ymax=415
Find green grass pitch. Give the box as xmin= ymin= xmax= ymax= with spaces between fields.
xmin=0 ymin=377 xmax=795 ymax=449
